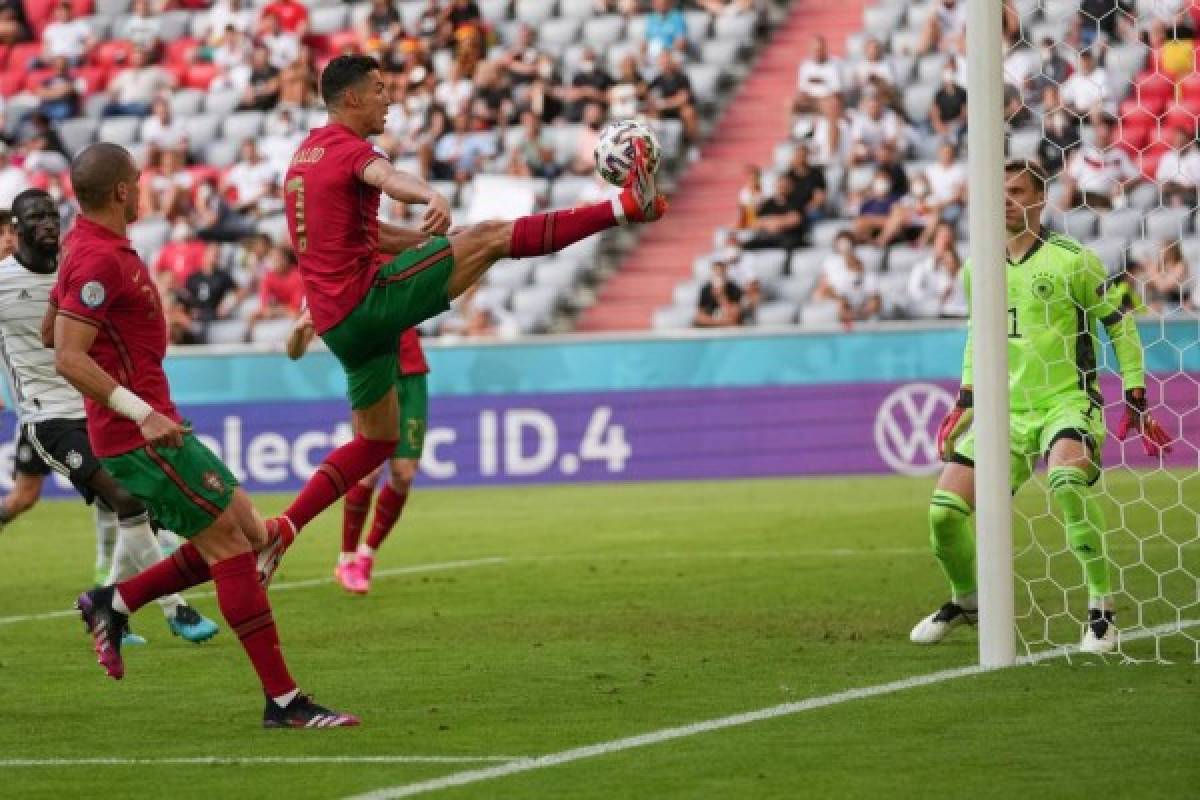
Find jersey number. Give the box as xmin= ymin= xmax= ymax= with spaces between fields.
xmin=1008 ymin=307 xmax=1021 ymax=338
xmin=285 ymin=176 xmax=307 ymax=252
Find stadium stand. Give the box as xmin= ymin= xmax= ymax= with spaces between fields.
xmin=648 ymin=0 xmax=1199 ymax=332
xmin=0 ymin=0 xmax=791 ymax=345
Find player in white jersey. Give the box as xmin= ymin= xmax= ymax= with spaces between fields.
xmin=0 ymin=189 xmax=219 ymax=643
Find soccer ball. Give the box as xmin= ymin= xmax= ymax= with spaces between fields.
xmin=594 ymin=120 xmax=661 ymax=187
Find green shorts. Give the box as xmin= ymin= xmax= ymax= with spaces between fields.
xmin=322 ymin=237 xmax=454 ymax=410
xmin=952 ymin=393 xmax=1107 ymax=491
xmin=101 ymin=433 xmax=238 ymax=539
xmin=395 ymin=372 xmax=428 ymax=460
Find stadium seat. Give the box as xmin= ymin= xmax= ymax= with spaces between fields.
xmin=183 ymin=62 xmax=220 ymax=91
xmin=257 ymin=214 xmax=289 ymax=244
xmin=486 ymin=259 xmax=534 ymax=291
xmin=1098 ymin=206 xmax=1143 ymax=241
xmin=221 ymin=111 xmax=265 ymax=142
xmin=652 ymin=305 xmax=693 ymax=331
xmin=205 ymin=319 xmax=246 ymax=345
xmin=533 ymin=259 xmax=581 ymax=293
xmin=204 ymin=89 xmax=242 ymax=117
xmin=251 ymin=318 xmax=295 ymax=345
xmin=1008 ymin=129 xmax=1040 ymax=161
xmin=789 ymin=249 xmax=827 ymax=280
xmin=512 ymin=285 xmax=561 ymax=321
xmin=916 ymin=54 xmax=946 ymax=85
xmin=1129 ymin=181 xmax=1162 ymax=212
xmin=756 ymin=301 xmax=797 ymax=326
xmin=1088 ymin=237 xmax=1129 ymax=276
xmin=701 ymin=39 xmax=742 ymax=70
xmin=57 ymin=117 xmax=98 ymax=157
xmin=184 ymin=114 xmax=224 ymax=156
xmin=204 ymin=139 xmax=241 ymax=169
xmin=673 ymin=280 xmax=701 ymax=308
xmin=902 ymin=84 xmax=937 ymax=123
xmin=776 ymin=274 xmax=819 ymax=305
xmin=309 ymin=5 xmax=349 ymax=35
xmin=583 ymin=16 xmax=625 ymax=50
xmin=478 ymin=0 xmax=510 ymax=23
xmin=686 ymin=64 xmax=722 ymax=107
xmin=94 ymin=0 xmax=129 ymax=16
xmin=887 ymin=246 xmax=926 ymax=274
xmin=1144 ymin=206 xmax=1192 ymax=240
xmin=167 ymin=89 xmax=204 ymax=117
xmin=1059 ymin=208 xmax=1098 ymax=240
xmin=744 ymin=249 xmax=788 ymax=282
xmin=799 ymin=300 xmax=841 ymax=330
xmin=539 ymin=17 xmax=581 ymax=50
xmin=856 ymin=246 xmax=884 ymax=273
xmin=559 ymin=0 xmax=592 ymax=18
xmin=1134 ymin=71 xmax=1175 ymax=116
xmin=128 ymin=219 xmax=170 ymax=263
xmin=810 ymin=221 xmax=844 ymax=248
xmin=514 ymin=0 xmax=555 ymax=26
xmin=98 ymin=115 xmax=141 ymax=147
xmin=684 ymin=10 xmax=711 ymax=42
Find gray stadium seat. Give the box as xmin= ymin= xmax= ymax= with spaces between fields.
xmin=511 ymin=286 xmax=560 ymax=327
xmin=583 ymin=16 xmax=625 ymax=49
xmin=58 ymin=118 xmax=98 ymax=156
xmin=1059 ymin=208 xmax=1098 ymax=240
xmin=685 ymin=10 xmax=712 ymax=42
xmin=627 ymin=14 xmax=648 ymax=41
xmin=652 ymin=305 xmax=694 ymax=331
xmin=169 ymin=89 xmax=205 ymax=117
xmin=205 ymin=319 xmax=246 ymax=345
xmin=863 ymin=4 xmax=904 ymax=37
xmin=744 ymin=249 xmax=788 ymax=282
xmin=159 ymin=10 xmax=191 ymax=40
xmin=129 ymin=219 xmax=169 ymax=263
xmin=533 ymin=259 xmax=580 ymax=293
xmin=755 ymin=301 xmax=797 ymax=326
xmin=95 ymin=0 xmax=129 ymax=16
xmin=1144 ymin=207 xmax=1192 ymax=241
xmin=309 ymin=5 xmax=349 ymax=34
xmin=257 ymin=214 xmax=289 ymax=245
xmin=204 ymin=90 xmax=241 ymax=117
xmin=549 ymin=176 xmax=592 ymax=208
xmin=879 ymin=273 xmax=912 ymax=318
xmin=902 ymin=84 xmax=937 ymax=123
xmin=204 ymin=139 xmax=241 ymax=169
xmin=514 ymin=0 xmax=555 ymax=26
xmin=1088 ymin=237 xmax=1128 ymax=276
xmin=222 ymin=111 xmax=265 ymax=142
xmin=857 ymin=246 xmax=885 ymax=273
xmin=800 ymin=301 xmax=842 ymax=330
xmin=251 ymin=318 xmax=295 ymax=345
xmin=98 ymin=116 xmax=140 ymax=147
xmin=1008 ymin=129 xmax=1040 ymax=160
xmin=686 ymin=64 xmax=722 ymax=105
xmin=887 ymin=245 xmax=926 ymax=274
xmin=789 ymin=248 xmax=827 ymax=279
xmin=1098 ymin=206 xmax=1142 ymax=241
xmin=478 ymin=0 xmax=509 ymax=23
xmin=905 ymin=1 xmax=935 ymax=29
xmin=810 ymin=220 xmax=844 ymax=248
xmin=486 ymin=260 xmax=533 ymax=290
xmin=185 ymin=114 xmax=223 ymax=156
xmin=777 ymin=273 xmax=820 ymax=304
xmin=559 ymin=0 xmax=593 ymax=18
xmin=539 ymin=17 xmax=581 ymax=49
xmin=701 ymin=38 xmax=742 ymax=69
xmin=1128 ymin=238 xmax=1159 ymax=268
xmin=916 ymin=54 xmax=946 ymax=85
xmin=673 ymin=280 xmax=702 ymax=307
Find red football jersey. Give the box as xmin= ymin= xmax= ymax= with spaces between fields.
xmin=262 ymin=0 xmax=309 ymax=31
xmin=284 ymin=123 xmax=385 ymax=334
xmin=53 ymin=218 xmax=182 ymax=458
xmin=398 ymin=328 xmax=429 ymax=376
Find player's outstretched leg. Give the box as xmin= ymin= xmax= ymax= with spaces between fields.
xmin=911 ymin=466 xmax=979 ymax=645
xmin=337 ymin=478 xmax=376 ymax=594
xmin=352 ymin=458 xmax=416 ymax=593
xmin=93 ymin=503 xmax=118 ymax=586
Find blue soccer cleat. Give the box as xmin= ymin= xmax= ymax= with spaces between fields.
xmin=122 ymin=628 xmax=147 ymax=647
xmin=167 ymin=605 xmax=219 ymax=643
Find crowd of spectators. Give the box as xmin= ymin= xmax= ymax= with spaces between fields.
xmin=685 ymin=0 xmax=1197 ymax=331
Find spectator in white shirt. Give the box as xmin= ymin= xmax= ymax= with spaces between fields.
xmin=812 ymin=230 xmax=881 ymax=328
xmin=141 ymin=97 xmax=188 ymax=151
xmin=205 ymin=0 xmax=256 ymax=46
xmin=103 ymin=47 xmax=175 ymax=117
xmin=0 ymin=142 xmax=30 ymax=210
xmin=1060 ymin=49 xmax=1110 ymax=118
xmin=925 ymin=141 xmax=967 ymax=220
xmin=213 ymin=26 xmax=252 ymax=72
xmin=793 ymin=93 xmax=850 ymax=167
xmin=222 ymin=140 xmax=279 ymax=216
xmin=1060 ymin=114 xmax=1139 ymax=210
xmin=920 ymin=0 xmax=967 ymax=55
xmin=124 ymin=0 xmax=161 ymax=52
xmin=850 ymin=88 xmax=903 ymax=165
xmin=1156 ymin=125 xmax=1200 ymax=207
xmin=852 ymin=37 xmax=896 ymax=104
xmin=907 ymin=221 xmax=967 ymax=318
xmin=37 ymin=2 xmax=92 ymax=66
xmin=261 ymin=13 xmax=299 ymax=71
xmin=795 ymin=35 xmax=844 ymax=113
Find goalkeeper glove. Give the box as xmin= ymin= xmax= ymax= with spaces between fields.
xmin=936 ymin=388 xmax=974 ymax=462
xmin=1115 ymin=387 xmax=1172 ymax=457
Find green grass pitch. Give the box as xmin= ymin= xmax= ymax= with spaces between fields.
xmin=1 ymin=475 xmax=1196 ymax=799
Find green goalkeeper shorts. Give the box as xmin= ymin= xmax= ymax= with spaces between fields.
xmin=394 ymin=372 xmax=428 ymax=460
xmin=951 ymin=393 xmax=1107 ymax=491
xmin=322 ymin=237 xmax=454 ymax=410
xmin=101 ymin=433 xmax=238 ymax=539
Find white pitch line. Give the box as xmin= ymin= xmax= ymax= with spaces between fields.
xmin=346 ymin=619 xmax=1200 ymax=800
xmin=0 ymin=756 xmax=521 ymax=768
xmin=0 ymin=557 xmax=508 ymax=627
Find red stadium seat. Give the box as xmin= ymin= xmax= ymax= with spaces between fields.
xmin=1134 ymin=71 xmax=1176 ymax=116
xmin=2 ymin=42 xmax=41 ymax=71
xmin=183 ymin=62 xmax=220 ymax=90
xmin=328 ymin=30 xmax=362 ymax=54
xmin=164 ymin=38 xmax=199 ymax=68
xmin=1162 ymin=104 xmax=1197 ymax=136
xmin=75 ymin=65 xmax=108 ymax=94
xmin=1138 ymin=140 xmax=1170 ymax=180
xmin=0 ymin=71 xmax=24 ymax=96
xmin=90 ymin=39 xmax=135 ymax=68
xmin=26 ymin=0 xmax=94 ymax=38
xmin=23 ymin=68 xmax=55 ymax=93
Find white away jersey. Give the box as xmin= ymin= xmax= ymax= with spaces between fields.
xmin=0 ymin=255 xmax=85 ymax=423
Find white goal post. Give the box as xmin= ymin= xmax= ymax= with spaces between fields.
xmin=966 ymin=0 xmax=1017 ymax=668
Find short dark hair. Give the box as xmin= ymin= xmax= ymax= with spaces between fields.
xmin=1003 ymin=158 xmax=1047 ymax=195
xmin=12 ymin=188 xmax=51 ymax=219
xmin=71 ymin=143 xmax=136 ymax=212
xmin=320 ymin=55 xmax=381 ymax=108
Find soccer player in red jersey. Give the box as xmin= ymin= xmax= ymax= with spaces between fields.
xmin=272 ymin=54 xmax=665 ymax=543
xmin=287 ymin=314 xmax=427 ymax=594
xmin=55 ymin=143 xmax=358 ymax=728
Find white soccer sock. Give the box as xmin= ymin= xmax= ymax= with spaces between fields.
xmin=357 ymin=545 xmax=376 ymax=559
xmin=157 ymin=528 xmax=184 ymax=554
xmin=273 ymin=688 xmax=299 ymax=707
xmin=95 ymin=507 xmax=118 ymax=573
xmin=1089 ymin=596 xmax=1114 ymax=613
xmin=115 ymin=513 xmax=184 ymax=617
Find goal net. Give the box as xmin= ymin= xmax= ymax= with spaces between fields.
xmin=996 ymin=0 xmax=1200 ymax=662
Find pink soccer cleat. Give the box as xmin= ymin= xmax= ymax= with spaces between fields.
xmin=334 ymin=560 xmax=368 ymax=595
xmin=617 ymin=138 xmax=668 ymax=224
xmin=257 ymin=516 xmax=296 ymax=587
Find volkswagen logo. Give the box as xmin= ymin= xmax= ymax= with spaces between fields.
xmin=874 ymin=383 xmax=956 ymax=475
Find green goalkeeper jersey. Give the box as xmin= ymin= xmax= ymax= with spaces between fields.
xmin=961 ymin=230 xmax=1145 ymax=412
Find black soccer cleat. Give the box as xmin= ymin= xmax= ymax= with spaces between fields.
xmin=76 ymin=586 xmax=129 ymax=679
xmin=263 ymin=693 xmax=361 ymax=729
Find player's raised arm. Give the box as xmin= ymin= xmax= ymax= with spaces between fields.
xmin=1077 ymin=249 xmax=1172 ymax=455
xmin=361 ymin=159 xmax=451 ymax=235
xmin=54 ymin=314 xmax=184 ymax=449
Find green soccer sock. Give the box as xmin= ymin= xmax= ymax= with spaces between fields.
xmin=1048 ymin=466 xmax=1112 ymax=608
xmin=928 ymin=490 xmax=977 ymax=605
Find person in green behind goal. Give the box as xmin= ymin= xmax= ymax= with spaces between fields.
xmin=911 ymin=159 xmax=1173 ymax=655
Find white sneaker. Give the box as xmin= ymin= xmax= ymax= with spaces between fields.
xmin=910 ymin=601 xmax=977 ymax=645
xmin=1080 ymin=612 xmax=1118 ymax=655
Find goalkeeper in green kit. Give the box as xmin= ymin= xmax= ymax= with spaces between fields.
xmin=910 ymin=160 xmax=1172 ymax=655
